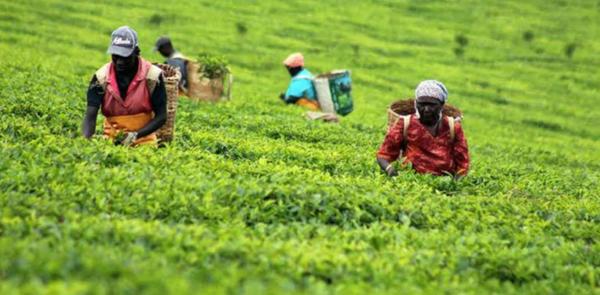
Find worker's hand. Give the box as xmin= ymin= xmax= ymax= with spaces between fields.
xmin=117 ymin=132 xmax=138 ymax=147
xmin=385 ymin=164 xmax=398 ymax=177
xmin=279 ymin=93 xmax=285 ymax=100
xmin=387 ymin=168 xmax=398 ymax=177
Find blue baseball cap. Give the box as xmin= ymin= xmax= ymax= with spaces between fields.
xmin=107 ymin=26 xmax=138 ymax=57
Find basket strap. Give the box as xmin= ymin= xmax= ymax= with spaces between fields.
xmin=293 ymin=75 xmax=313 ymax=81
xmin=388 ymin=109 xmax=400 ymax=128
xmin=400 ymin=115 xmax=411 ymax=152
xmin=145 ymin=65 xmax=163 ymax=95
xmin=95 ymin=63 xmax=110 ymax=91
xmin=447 ymin=116 xmax=455 ymax=142
xmin=171 ymin=52 xmax=188 ymax=60
xmin=402 ymin=115 xmax=411 ymax=142
xmin=225 ymin=74 xmax=233 ymax=100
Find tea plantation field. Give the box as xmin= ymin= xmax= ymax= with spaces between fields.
xmin=1 ymin=0 xmax=599 ymax=294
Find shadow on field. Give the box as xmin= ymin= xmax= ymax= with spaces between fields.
xmin=521 ymin=119 xmax=562 ymax=132
xmin=521 ymin=119 xmax=598 ymax=141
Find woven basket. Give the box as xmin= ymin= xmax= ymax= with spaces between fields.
xmin=194 ymin=76 xmax=224 ymax=102
xmin=154 ymin=64 xmax=181 ymax=143
xmin=186 ymin=61 xmax=233 ymax=102
xmin=186 ymin=61 xmax=201 ymax=99
xmin=387 ymin=99 xmax=462 ymax=128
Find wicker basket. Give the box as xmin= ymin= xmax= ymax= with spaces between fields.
xmin=186 ymin=61 xmax=201 ymax=99
xmin=387 ymin=99 xmax=462 ymax=128
xmin=186 ymin=61 xmax=233 ymax=102
xmin=193 ymin=76 xmax=224 ymax=102
xmin=154 ymin=64 xmax=181 ymax=143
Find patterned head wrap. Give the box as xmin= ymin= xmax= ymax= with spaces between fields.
xmin=415 ymin=80 xmax=449 ymax=103
xmin=283 ymin=53 xmax=304 ymax=67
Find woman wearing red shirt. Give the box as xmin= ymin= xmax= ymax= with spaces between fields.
xmin=377 ymin=80 xmax=469 ymax=177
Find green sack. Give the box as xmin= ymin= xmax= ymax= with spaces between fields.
xmin=314 ymin=70 xmax=353 ymax=116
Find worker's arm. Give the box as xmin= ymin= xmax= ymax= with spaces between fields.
xmin=82 ymin=76 xmax=103 ymax=138
xmin=279 ymin=92 xmax=300 ymax=104
xmin=376 ymin=120 xmax=405 ymax=177
xmin=377 ymin=157 xmax=398 ymax=177
xmin=136 ymin=76 xmax=167 ymax=138
xmin=82 ymin=106 xmax=99 ymax=138
xmin=282 ymin=78 xmax=310 ymax=104
xmin=452 ymin=122 xmax=470 ymax=178
xmin=281 ymin=94 xmax=303 ymax=104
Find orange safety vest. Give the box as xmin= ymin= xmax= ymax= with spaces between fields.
xmin=95 ymin=58 xmax=162 ymax=146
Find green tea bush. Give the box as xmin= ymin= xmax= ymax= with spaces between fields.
xmin=197 ymin=52 xmax=230 ymax=79
xmin=455 ymin=34 xmax=469 ymax=47
xmin=148 ymin=13 xmax=163 ymax=26
xmin=565 ymin=42 xmax=577 ymax=59
xmin=0 ymin=0 xmax=598 ymax=294
xmin=523 ymin=31 xmax=535 ymax=42
xmin=236 ymin=22 xmax=248 ymax=36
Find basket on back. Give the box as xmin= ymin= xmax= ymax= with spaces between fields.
xmin=154 ymin=64 xmax=181 ymax=143
xmin=387 ymin=99 xmax=462 ymax=129
xmin=313 ymin=70 xmax=353 ymax=116
xmin=186 ymin=60 xmax=233 ymax=102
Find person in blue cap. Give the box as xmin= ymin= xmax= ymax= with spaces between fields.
xmin=82 ymin=26 xmax=167 ymax=146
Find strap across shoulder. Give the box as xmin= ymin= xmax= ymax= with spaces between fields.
xmin=146 ymin=64 xmax=162 ymax=82
xmin=145 ymin=64 xmax=163 ymax=94
xmin=447 ymin=116 xmax=455 ymax=142
xmin=293 ymin=75 xmax=313 ymax=81
xmin=94 ymin=63 xmax=111 ymax=90
xmin=401 ymin=115 xmax=411 ymax=141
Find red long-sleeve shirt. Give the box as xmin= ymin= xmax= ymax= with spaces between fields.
xmin=377 ymin=115 xmax=470 ymax=176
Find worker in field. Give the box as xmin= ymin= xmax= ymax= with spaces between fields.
xmin=279 ymin=53 xmax=320 ymax=111
xmin=154 ymin=36 xmax=188 ymax=93
xmin=377 ymin=80 xmax=470 ymax=177
xmin=81 ymin=26 xmax=167 ymax=147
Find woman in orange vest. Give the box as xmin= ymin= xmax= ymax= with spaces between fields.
xmin=81 ymin=26 xmax=167 ymax=147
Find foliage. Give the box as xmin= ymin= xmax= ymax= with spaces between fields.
xmin=455 ymin=34 xmax=469 ymax=47
xmin=113 ymin=130 xmax=126 ymax=145
xmin=197 ymin=52 xmax=230 ymax=80
xmin=148 ymin=13 xmax=163 ymax=26
xmin=565 ymin=42 xmax=577 ymax=59
xmin=453 ymin=47 xmax=465 ymax=58
xmin=0 ymin=0 xmax=599 ymax=294
xmin=523 ymin=31 xmax=535 ymax=42
xmin=236 ymin=22 xmax=248 ymax=35
xmin=454 ymin=34 xmax=468 ymax=57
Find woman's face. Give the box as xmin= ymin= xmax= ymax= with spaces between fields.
xmin=286 ymin=66 xmax=302 ymax=77
xmin=416 ymin=96 xmax=443 ymax=125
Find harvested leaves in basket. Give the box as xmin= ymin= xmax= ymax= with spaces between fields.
xmin=197 ymin=52 xmax=230 ymax=79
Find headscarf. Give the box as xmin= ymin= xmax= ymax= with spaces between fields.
xmin=415 ymin=80 xmax=448 ymax=103
xmin=283 ymin=53 xmax=304 ymax=68
xmin=414 ymin=80 xmax=449 ymax=118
